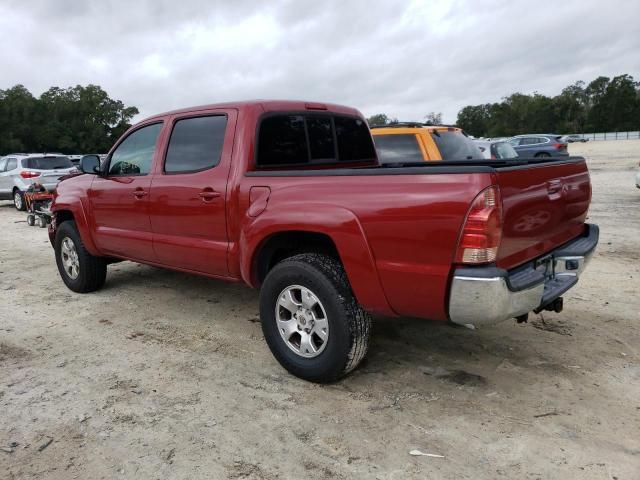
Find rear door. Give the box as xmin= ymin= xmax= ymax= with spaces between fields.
xmin=495 ymin=159 xmax=591 ymax=269
xmin=89 ymin=122 xmax=164 ymax=262
xmin=148 ymin=110 xmax=236 ymax=276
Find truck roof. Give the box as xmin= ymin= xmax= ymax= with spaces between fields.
xmin=140 ymin=100 xmax=362 ymax=124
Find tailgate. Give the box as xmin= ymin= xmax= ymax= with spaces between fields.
xmin=495 ymin=158 xmax=591 ymax=269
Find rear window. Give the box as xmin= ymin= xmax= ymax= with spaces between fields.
xmin=430 ymin=131 xmax=483 ymax=160
xmin=373 ymin=134 xmax=424 ymax=164
xmin=164 ymin=115 xmax=227 ymax=173
xmin=24 ymin=156 xmax=73 ymax=169
xmin=256 ymin=114 xmax=376 ymax=168
xmin=492 ymin=142 xmax=518 ymax=159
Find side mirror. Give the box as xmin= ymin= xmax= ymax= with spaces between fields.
xmin=80 ymin=155 xmax=101 ymax=174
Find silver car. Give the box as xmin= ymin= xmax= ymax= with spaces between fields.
xmin=474 ymin=140 xmax=519 ymax=160
xmin=0 ymin=154 xmax=77 ymax=210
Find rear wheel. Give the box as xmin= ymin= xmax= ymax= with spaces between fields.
xmin=260 ymin=253 xmax=371 ymax=383
xmin=55 ymin=221 xmax=107 ymax=293
xmin=535 ymin=152 xmax=551 ymax=158
xmin=13 ymin=190 xmax=25 ymax=211
xmin=27 ymin=215 xmax=35 ymax=226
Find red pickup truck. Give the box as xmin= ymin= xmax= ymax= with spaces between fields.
xmin=49 ymin=100 xmax=598 ymax=382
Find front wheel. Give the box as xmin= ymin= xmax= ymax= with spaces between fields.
xmin=260 ymin=253 xmax=371 ymax=383
xmin=54 ymin=221 xmax=107 ymax=293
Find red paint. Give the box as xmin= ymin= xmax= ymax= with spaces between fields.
xmin=50 ymin=100 xmax=593 ymax=322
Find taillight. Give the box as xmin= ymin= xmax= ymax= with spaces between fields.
xmin=20 ymin=171 xmax=41 ymax=179
xmin=553 ymin=143 xmax=566 ymax=150
xmin=455 ymin=186 xmax=503 ymax=264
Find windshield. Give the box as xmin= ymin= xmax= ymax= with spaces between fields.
xmin=25 ymin=156 xmax=73 ymax=169
xmin=430 ymin=131 xmax=483 ymax=160
xmin=373 ymin=134 xmax=424 ymax=164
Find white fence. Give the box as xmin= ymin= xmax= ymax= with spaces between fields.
xmin=580 ymin=131 xmax=640 ymax=141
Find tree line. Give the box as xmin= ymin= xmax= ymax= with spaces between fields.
xmin=367 ymin=74 xmax=640 ymax=138
xmin=0 ymin=84 xmax=138 ymax=155
xmin=457 ymin=74 xmax=640 ymax=137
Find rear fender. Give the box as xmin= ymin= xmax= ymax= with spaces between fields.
xmin=240 ymin=205 xmax=396 ymax=317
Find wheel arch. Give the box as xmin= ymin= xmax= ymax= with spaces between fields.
xmin=241 ymin=208 xmax=396 ymax=317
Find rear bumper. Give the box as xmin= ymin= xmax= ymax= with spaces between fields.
xmin=448 ymin=224 xmax=598 ymax=326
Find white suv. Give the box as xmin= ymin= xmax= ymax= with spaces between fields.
xmin=0 ymin=154 xmax=76 ymax=210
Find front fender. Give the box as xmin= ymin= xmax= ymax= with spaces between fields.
xmin=51 ymin=178 xmax=100 ymax=256
xmin=240 ymin=204 xmax=396 ymax=317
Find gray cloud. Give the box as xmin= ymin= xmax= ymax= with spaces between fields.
xmin=2 ymin=0 xmax=639 ymax=123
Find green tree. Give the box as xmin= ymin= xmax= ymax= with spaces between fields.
xmin=0 ymin=84 xmax=138 ymax=155
xmin=455 ymin=74 xmax=639 ymax=137
xmin=424 ymin=112 xmax=442 ymax=125
xmin=367 ymin=113 xmax=399 ymax=126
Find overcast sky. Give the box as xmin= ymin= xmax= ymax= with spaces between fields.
xmin=2 ymin=0 xmax=639 ymax=123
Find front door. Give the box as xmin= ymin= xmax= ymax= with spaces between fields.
xmin=148 ymin=111 xmax=235 ymax=277
xmin=89 ymin=122 xmax=164 ymax=262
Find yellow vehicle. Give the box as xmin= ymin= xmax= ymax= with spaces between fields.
xmin=371 ymin=123 xmax=483 ymax=163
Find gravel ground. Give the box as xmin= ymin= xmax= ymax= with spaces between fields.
xmin=1 ymin=140 xmax=639 ymax=479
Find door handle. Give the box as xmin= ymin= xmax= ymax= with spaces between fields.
xmin=133 ymin=188 xmax=148 ymax=198
xmin=199 ymin=189 xmax=221 ymax=201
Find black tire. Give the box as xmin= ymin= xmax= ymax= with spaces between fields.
xmin=260 ymin=253 xmax=371 ymax=383
xmin=27 ymin=215 xmax=35 ymax=226
xmin=535 ymin=152 xmax=551 ymax=158
xmin=38 ymin=216 xmax=47 ymax=228
xmin=13 ymin=190 xmax=25 ymax=211
xmin=54 ymin=220 xmax=107 ymax=293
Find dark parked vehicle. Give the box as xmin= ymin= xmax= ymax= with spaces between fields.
xmin=508 ymin=135 xmax=569 ymax=158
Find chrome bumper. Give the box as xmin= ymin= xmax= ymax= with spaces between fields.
xmin=449 ymin=224 xmax=598 ymax=327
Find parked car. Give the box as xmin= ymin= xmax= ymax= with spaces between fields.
xmin=474 ymin=140 xmax=519 ymax=160
xmin=0 ymin=154 xmax=76 ymax=210
xmin=49 ymin=100 xmax=598 ymax=382
xmin=561 ymin=134 xmax=589 ymax=143
xmin=508 ymin=135 xmax=569 ymax=158
xmin=371 ymin=124 xmax=483 ymax=163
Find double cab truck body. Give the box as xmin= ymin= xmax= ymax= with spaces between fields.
xmin=50 ymin=100 xmax=598 ymax=382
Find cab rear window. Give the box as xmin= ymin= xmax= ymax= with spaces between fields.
xmin=256 ymin=114 xmax=376 ymax=168
xmin=373 ymin=134 xmax=424 ymax=164
xmin=430 ymin=131 xmax=483 ymax=160
xmin=24 ymin=156 xmax=73 ymax=169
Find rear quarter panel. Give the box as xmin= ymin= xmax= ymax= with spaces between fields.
xmin=240 ymin=172 xmax=491 ymax=320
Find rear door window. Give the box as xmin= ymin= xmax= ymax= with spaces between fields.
xmin=0 ymin=159 xmax=7 ymax=171
xmin=256 ymin=114 xmax=375 ymax=168
xmin=373 ymin=134 xmax=424 ymax=163
xmin=24 ymin=156 xmax=73 ymax=169
xmin=430 ymin=131 xmax=483 ymax=160
xmin=164 ymin=115 xmax=227 ymax=173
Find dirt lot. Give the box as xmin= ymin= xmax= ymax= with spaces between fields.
xmin=1 ymin=141 xmax=639 ymax=479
